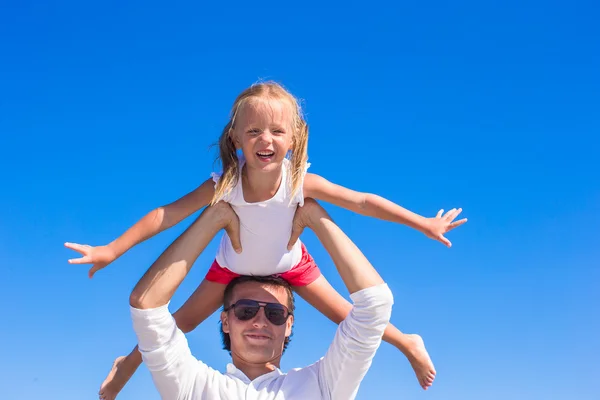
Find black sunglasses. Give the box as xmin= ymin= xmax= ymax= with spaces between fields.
xmin=225 ymin=299 xmax=292 ymax=326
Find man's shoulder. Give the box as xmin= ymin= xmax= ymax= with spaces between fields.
xmin=270 ymin=363 xmax=325 ymax=399
xmin=286 ymin=358 xmax=323 ymax=380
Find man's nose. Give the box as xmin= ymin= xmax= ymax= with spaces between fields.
xmin=252 ymin=308 xmax=270 ymax=327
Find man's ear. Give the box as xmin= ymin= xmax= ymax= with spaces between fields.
xmin=285 ymin=315 xmax=294 ymax=338
xmin=221 ymin=311 xmax=230 ymax=334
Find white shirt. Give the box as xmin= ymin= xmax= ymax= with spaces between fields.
xmin=212 ymin=158 xmax=309 ymax=276
xmin=130 ymin=283 xmax=394 ymax=400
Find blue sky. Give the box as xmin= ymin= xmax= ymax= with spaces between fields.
xmin=1 ymin=1 xmax=599 ymax=399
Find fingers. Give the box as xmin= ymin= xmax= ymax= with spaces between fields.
xmin=287 ymin=224 xmax=304 ymax=251
xmin=68 ymin=255 xmax=92 ymax=264
xmin=436 ymin=209 xmax=444 ymax=218
xmin=88 ymin=264 xmax=103 ymax=279
xmin=65 ymin=243 xmax=92 ymax=263
xmin=224 ymin=216 xmax=242 ymax=254
xmin=444 ymin=208 xmax=463 ymax=221
xmin=211 ymin=202 xmax=242 ymax=253
xmin=448 ymin=217 xmax=468 ymax=230
xmin=438 ymin=234 xmax=452 ymax=248
xmin=88 ymin=263 xmax=108 ymax=279
xmin=64 ymin=242 xmax=90 ymax=254
xmin=288 ymin=203 xmax=310 ymax=250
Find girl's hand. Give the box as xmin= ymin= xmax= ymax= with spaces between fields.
xmin=64 ymin=242 xmax=118 ymax=278
xmin=424 ymin=208 xmax=467 ymax=248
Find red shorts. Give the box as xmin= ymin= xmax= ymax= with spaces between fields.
xmin=205 ymin=243 xmax=321 ymax=287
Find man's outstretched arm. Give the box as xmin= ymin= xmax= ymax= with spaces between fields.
xmin=291 ymin=199 xmax=394 ymax=400
xmin=129 ymin=203 xmax=240 ymax=399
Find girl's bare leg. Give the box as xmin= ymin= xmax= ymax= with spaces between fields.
xmin=294 ymin=274 xmax=436 ymax=390
xmin=99 ymin=279 xmax=226 ymax=400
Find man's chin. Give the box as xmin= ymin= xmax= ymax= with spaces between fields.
xmin=237 ymin=346 xmax=281 ymax=363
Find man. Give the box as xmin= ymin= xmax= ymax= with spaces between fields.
xmin=129 ymin=199 xmax=394 ymax=399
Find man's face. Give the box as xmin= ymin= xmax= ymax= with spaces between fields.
xmin=221 ymin=282 xmax=294 ymax=364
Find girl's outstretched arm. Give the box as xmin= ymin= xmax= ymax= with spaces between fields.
xmin=65 ymin=177 xmax=216 ymax=278
xmin=303 ymin=173 xmax=467 ymax=247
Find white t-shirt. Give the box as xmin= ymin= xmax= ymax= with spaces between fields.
xmin=130 ymin=283 xmax=394 ymax=400
xmin=212 ymin=157 xmax=309 ymax=276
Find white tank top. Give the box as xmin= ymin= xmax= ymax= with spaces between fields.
xmin=211 ymin=157 xmax=309 ymax=276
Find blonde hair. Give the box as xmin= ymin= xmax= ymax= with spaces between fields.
xmin=211 ymin=81 xmax=309 ymax=205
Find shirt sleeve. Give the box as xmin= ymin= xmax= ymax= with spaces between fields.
xmin=295 ymin=160 xmax=311 ymax=207
xmin=130 ymin=303 xmax=209 ymax=398
xmin=210 ymin=172 xmax=222 ymax=188
xmin=317 ymin=283 xmax=394 ymax=400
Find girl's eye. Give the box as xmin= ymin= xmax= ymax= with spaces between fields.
xmin=273 ymin=129 xmax=285 ymax=134
xmin=247 ymin=129 xmax=260 ymax=135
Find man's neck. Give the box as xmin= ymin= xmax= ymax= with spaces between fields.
xmin=231 ymin=353 xmax=282 ymax=381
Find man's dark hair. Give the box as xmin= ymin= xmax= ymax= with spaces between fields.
xmin=220 ymin=275 xmax=295 ymax=354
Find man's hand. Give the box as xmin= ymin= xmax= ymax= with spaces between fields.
xmin=423 ymin=208 xmax=467 ymax=248
xmin=287 ymin=199 xmax=326 ymax=250
xmin=209 ymin=201 xmax=242 ymax=254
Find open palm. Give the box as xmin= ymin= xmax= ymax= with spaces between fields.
xmin=424 ymin=208 xmax=467 ymax=247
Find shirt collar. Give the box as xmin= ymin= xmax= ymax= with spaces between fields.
xmin=226 ymin=363 xmax=284 ymax=384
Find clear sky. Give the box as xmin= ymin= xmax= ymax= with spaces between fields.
xmin=1 ymin=1 xmax=598 ymax=399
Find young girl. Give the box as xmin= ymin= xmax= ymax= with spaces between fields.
xmin=66 ymin=82 xmax=466 ymax=400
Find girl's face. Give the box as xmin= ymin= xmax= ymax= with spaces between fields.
xmin=230 ymin=97 xmax=294 ymax=174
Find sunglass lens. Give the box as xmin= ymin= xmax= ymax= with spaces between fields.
xmin=231 ymin=300 xmax=289 ymax=325
xmin=234 ymin=305 xmax=259 ymax=321
xmin=265 ymin=306 xmax=287 ymax=325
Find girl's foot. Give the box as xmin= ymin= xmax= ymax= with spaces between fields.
xmin=98 ymin=356 xmax=136 ymax=400
xmin=403 ymin=334 xmax=436 ymax=390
